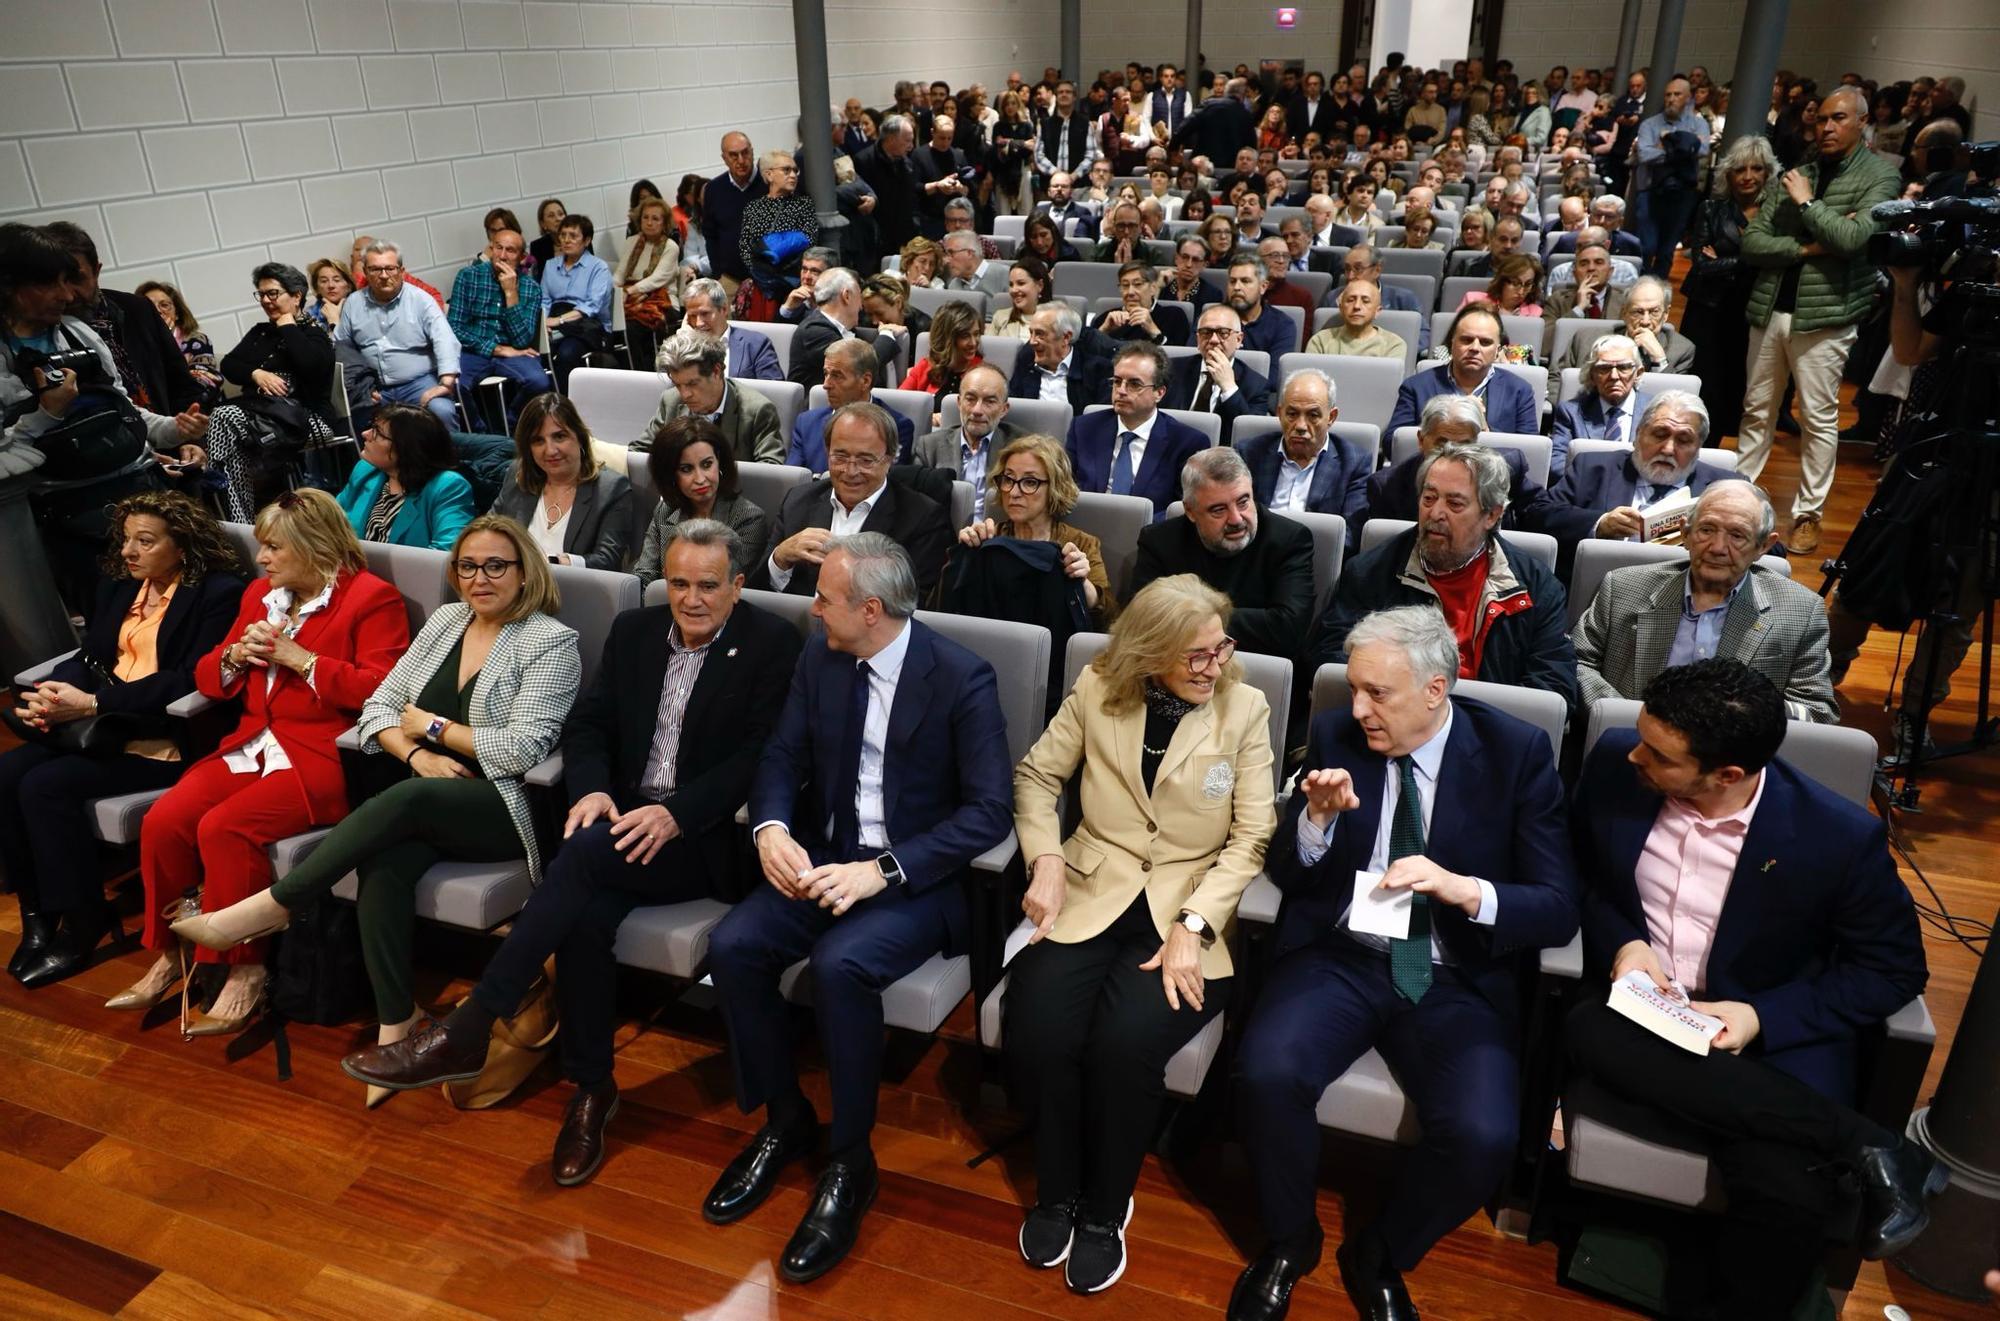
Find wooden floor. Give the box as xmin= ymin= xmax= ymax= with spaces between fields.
xmin=3 ymin=325 xmax=1996 ymax=1320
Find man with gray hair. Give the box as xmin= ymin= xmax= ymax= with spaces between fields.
xmin=1318 ymin=442 xmax=1579 ymax=706
xmin=1551 ymin=332 xmax=1647 ymax=478
xmin=1550 ymin=275 xmax=1693 ymax=377
xmin=1571 ymin=482 xmax=1838 ymax=721
xmin=940 ymin=197 xmax=1000 ymax=260
xmin=778 ymin=246 xmax=841 ymax=323
xmin=852 ymin=116 xmax=921 ymax=258
xmin=701 ymin=131 xmax=766 ymax=294
xmin=1232 ymin=596 xmax=1578 ymax=1321
xmin=940 ymin=231 xmax=1009 ymax=295
xmin=1130 ymin=446 xmax=1317 ymax=662
xmin=788 ymin=338 xmax=914 ymax=471
xmin=1632 ymin=76 xmax=1711 ymax=277
xmin=640 ymin=328 xmax=783 ymax=463
xmin=709 ymin=531 xmax=1012 ymax=1283
xmin=333 ymin=239 xmax=463 ymax=427
xmin=789 ymin=267 xmax=889 ymax=389
xmin=1013 ymin=301 xmax=1113 ymax=413
xmin=683 ymin=276 xmax=783 ymax=380
xmin=1735 ymin=84 xmax=1900 ymax=556
xmin=1240 ymin=368 xmax=1372 ymax=532
xmin=1359 ymin=392 xmax=1552 ymax=550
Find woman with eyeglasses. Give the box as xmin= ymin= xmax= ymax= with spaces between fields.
xmin=1004 ymin=573 xmax=1274 ymax=1293
xmin=1459 ymin=253 xmax=1544 ymax=322
xmin=954 ymin=434 xmax=1111 ymax=623
xmin=201 ymin=261 xmax=338 ymax=522
xmin=738 ymin=151 xmax=820 ymax=324
xmin=173 ymin=514 xmax=578 ymax=1102
xmin=115 ymin=489 xmax=409 ymax=1033
xmin=336 ymin=402 xmax=476 ymax=550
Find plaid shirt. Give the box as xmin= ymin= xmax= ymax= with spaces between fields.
xmin=447 ymin=259 xmax=542 ymax=355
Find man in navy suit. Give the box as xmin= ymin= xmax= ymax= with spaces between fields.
xmin=1064 ymin=341 xmax=1211 ymax=519
xmin=1547 ymin=332 xmax=1647 ymax=481
xmin=787 ymin=339 xmax=915 ymax=471
xmin=1230 ymin=606 xmax=1579 ymax=1321
xmin=705 ymin=534 xmax=1012 ymax=1283
xmin=1012 ymin=303 xmax=1113 ymax=415
xmin=1566 ymin=661 xmax=1937 ymax=1319
xmin=1162 ymin=304 xmax=1273 ymax=444
xmin=682 ymin=278 xmax=784 ymax=380
xmin=1386 ymin=304 xmax=1540 ymax=440
xmin=788 ymin=269 xmax=887 ymax=389
xmin=1240 ymin=368 xmax=1370 ymax=533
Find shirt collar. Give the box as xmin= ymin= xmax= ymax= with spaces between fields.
xmin=1280 ymin=439 xmax=1327 ymax=472
xmin=860 ymin=617 xmax=913 ymax=682
xmin=1665 ymin=766 xmax=1766 ymax=831
xmin=1404 ymin=702 xmax=1455 ymax=786
xmin=705 ymin=382 xmax=732 ymax=422
xmin=261 ymin=576 xmax=336 ymax=624
xmin=670 ymin=615 xmax=727 ymax=656
xmin=834 ymin=478 xmax=889 ymax=517
xmin=1041 ymin=349 xmax=1073 ymax=377
xmin=1682 ymin=568 xmax=1748 ymax=617
xmin=1118 ymin=410 xmax=1158 ymax=442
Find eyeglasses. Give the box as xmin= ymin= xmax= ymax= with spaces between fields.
xmin=827 ymin=450 xmax=886 ymax=471
xmin=996 ymin=473 xmax=1047 ymax=493
xmin=1195 ymin=325 xmax=1241 ymax=339
xmin=1592 ymin=361 xmax=1640 ymax=375
xmin=252 ymin=289 xmax=286 ymax=302
xmin=1183 ymin=638 xmax=1238 ymax=673
xmin=453 ymin=558 xmax=521 ymax=580
xmin=1109 ymin=375 xmax=1159 ymax=391
xmin=363 ymin=264 xmax=403 ymax=276
xmin=771 ymin=164 xmax=799 ymax=174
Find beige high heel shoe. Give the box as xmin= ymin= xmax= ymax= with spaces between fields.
xmin=366 ymin=1013 xmax=423 ymax=1109
xmin=184 ymin=965 xmax=268 ymax=1037
xmin=170 ymin=889 xmax=290 ymax=952
xmin=105 ymin=952 xmax=182 ymax=1010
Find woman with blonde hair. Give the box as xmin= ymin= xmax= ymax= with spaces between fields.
xmin=617 ymin=195 xmax=685 ymax=373
xmin=900 ymin=298 xmax=984 ymax=396
xmin=956 ymin=432 xmax=1112 ymax=622
xmin=304 ymin=258 xmax=354 ymax=329
xmin=1004 ymin=573 xmax=1274 ymax=1292
xmin=899 ymin=236 xmax=945 ymax=288
xmin=174 ymin=513 xmax=580 ymax=1103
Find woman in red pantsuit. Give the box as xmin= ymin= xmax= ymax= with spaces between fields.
xmin=109 ymin=489 xmax=409 ymax=1032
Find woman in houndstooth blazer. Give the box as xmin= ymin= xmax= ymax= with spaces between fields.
xmin=174 ymin=514 xmax=581 ymax=1082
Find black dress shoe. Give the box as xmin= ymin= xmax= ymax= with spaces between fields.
xmin=1856 ymin=1136 xmax=1949 ymax=1259
xmin=339 ymin=1016 xmax=489 ymax=1090
xmin=9 ymin=911 xmax=58 ymax=981
xmin=1336 ymin=1236 xmax=1419 ymax=1321
xmin=16 ymin=908 xmax=120 ymax=989
xmin=1228 ymin=1245 xmax=1322 ymax=1321
xmin=779 ymin=1157 xmax=878 ymax=1284
xmin=551 ymin=1083 xmax=619 ymax=1188
xmin=703 ymin=1116 xmax=818 ymax=1225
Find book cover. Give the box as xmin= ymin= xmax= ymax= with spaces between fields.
xmin=1606 ymin=970 xmax=1725 ymax=1055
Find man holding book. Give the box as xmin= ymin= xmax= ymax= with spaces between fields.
xmin=1566 ymin=660 xmax=1938 ymax=1320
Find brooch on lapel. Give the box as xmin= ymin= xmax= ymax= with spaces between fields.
xmin=1202 ymin=762 xmax=1235 ymax=799
xmin=727 ymin=647 xmax=739 ymax=657
xmin=1761 ymin=858 xmax=1777 ymax=873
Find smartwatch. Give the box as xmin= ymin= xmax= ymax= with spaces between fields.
xmin=876 ymin=852 xmax=906 ymax=887
xmin=425 ymin=715 xmax=450 ymax=743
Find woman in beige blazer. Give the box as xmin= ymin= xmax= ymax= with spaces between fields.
xmin=1005 ymin=575 xmax=1276 ymax=1294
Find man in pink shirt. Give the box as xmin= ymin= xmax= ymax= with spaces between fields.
xmin=1565 ymin=659 xmax=1936 ymax=1320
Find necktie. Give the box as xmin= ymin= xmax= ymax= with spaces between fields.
xmin=1109 ymin=431 xmax=1138 ymax=495
xmin=1191 ymin=374 xmax=1216 ymax=413
xmin=833 ymin=660 xmax=872 ymax=861
xmin=1387 ymin=754 xmax=1433 ymax=1003
xmin=1585 ymin=292 xmax=1602 ymax=318
xmin=1609 ymin=404 xmax=1625 ymax=444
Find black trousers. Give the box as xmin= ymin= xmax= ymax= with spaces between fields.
xmin=1003 ymin=892 xmax=1229 ymax=1222
xmin=470 ymin=820 xmax=709 ymax=1087
xmin=1565 ymin=1000 xmax=1892 ymax=1320
xmin=0 ymin=743 xmax=182 ymax=916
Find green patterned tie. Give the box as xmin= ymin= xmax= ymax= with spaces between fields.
xmin=1387 ymin=755 xmax=1433 ymax=1003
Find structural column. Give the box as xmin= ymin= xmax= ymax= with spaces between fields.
xmin=1718 ymin=0 xmax=1791 ymax=157
xmin=1063 ymin=0 xmax=1082 ymax=83
xmin=1643 ymin=0 xmax=1687 ymax=115
xmin=1185 ymin=0 xmax=1203 ymax=104
xmin=791 ymin=0 xmax=843 ymax=233
xmin=1613 ymin=0 xmax=1644 ymax=86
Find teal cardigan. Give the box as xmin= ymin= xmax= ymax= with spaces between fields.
xmin=336 ymin=459 xmax=477 ymax=551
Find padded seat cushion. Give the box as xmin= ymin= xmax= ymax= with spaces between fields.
xmin=781 ymin=952 xmax=970 ymax=1034
xmin=1564 ymin=1074 xmax=1727 ymax=1211
xmin=612 ymin=898 xmax=733 ymax=979
xmin=330 ymin=857 xmax=531 ymax=931
xmin=1317 ymin=1049 xmax=1422 ymax=1146
xmin=90 ymin=789 xmax=171 ymax=845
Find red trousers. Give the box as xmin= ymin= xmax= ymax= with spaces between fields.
xmin=140 ymin=756 xmax=328 ymax=966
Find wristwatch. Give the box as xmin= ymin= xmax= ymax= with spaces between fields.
xmin=876 ymin=852 xmax=907 ymax=887
xmin=1177 ymin=909 xmax=1212 ymax=942
xmin=425 ymin=715 xmax=450 ymax=742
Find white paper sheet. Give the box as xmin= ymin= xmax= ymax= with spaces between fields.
xmin=1348 ymin=869 xmax=1413 ymax=940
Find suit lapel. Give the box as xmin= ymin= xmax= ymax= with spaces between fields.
xmin=1129 ymin=417 xmax=1179 ymax=496
xmin=882 ymin=624 xmax=936 ymax=817
xmin=566 ymin=478 xmax=599 ymax=552
xmin=1632 ymin=571 xmax=1682 ymax=682
xmin=1717 ymin=571 xmax=1769 ymax=661
xmin=860 ymin=482 xmax=899 ymax=535
xmin=1154 ymin=698 xmax=1216 ymax=793
xmin=1708 ymin=768 xmax=1796 ymax=980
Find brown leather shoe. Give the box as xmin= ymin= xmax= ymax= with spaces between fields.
xmin=1784 ymin=513 xmax=1822 ymax=556
xmin=340 ymin=1016 xmax=488 ymax=1091
xmin=552 ymin=1083 xmax=620 ymax=1187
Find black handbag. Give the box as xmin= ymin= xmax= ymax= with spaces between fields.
xmin=0 ymin=652 xmax=168 ymax=756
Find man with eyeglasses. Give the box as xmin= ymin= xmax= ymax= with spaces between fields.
xmin=912 ymin=365 xmax=1019 ymax=520
xmin=447 ymin=227 xmax=551 ymax=432
xmin=1551 ymin=276 xmax=1693 ymax=377
xmin=700 ymin=132 xmax=768 ymax=295
xmin=1064 ymin=342 xmax=1209 ymax=519
xmin=757 ymin=402 xmax=952 ymax=598
xmin=1572 ymin=483 xmax=1838 ymax=721
xmin=1550 ymin=334 xmax=1646 ymax=482
xmin=1091 ymin=261 xmax=1189 ymax=349
xmin=333 ymin=239 xmax=463 ymax=429
xmin=1159 ymin=305 xmax=1271 ymax=444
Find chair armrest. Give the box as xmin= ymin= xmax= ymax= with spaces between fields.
xmin=1236 ymin=873 xmax=1281 ymax=925
xmin=524 ymin=750 xmax=565 ymax=788
xmin=14 ymin=648 xmax=77 ymax=688
xmin=1539 ymin=933 xmax=1584 ymax=980
xmin=165 ymin=691 xmax=218 ymax=718
xmin=734 ymin=803 xmax=749 ymax=826
xmin=334 ymin=724 xmax=363 ymax=752
xmin=970 ymin=834 xmax=1019 ymax=875
xmin=1885 ymin=995 xmax=1935 ymax=1045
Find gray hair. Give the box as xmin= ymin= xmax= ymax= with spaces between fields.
xmin=1418 ymin=441 xmax=1511 ymax=516
xmin=1179 ymin=446 xmax=1251 ymax=502
xmin=1281 ymin=367 xmax=1337 ymax=406
xmin=657 ymin=327 xmax=727 ymax=375
xmin=666 ymin=516 xmax=747 ymax=577
xmin=1717 ymin=134 xmax=1779 ymax=179
xmin=1591 ymin=193 xmax=1626 ymax=215
xmin=1588 ymin=332 xmax=1641 ymax=364
xmin=825 ymin=531 xmax=918 ymax=618
xmin=802 ymin=245 xmax=839 ymax=267
xmin=1822 ymin=85 xmax=1870 ymax=120
xmin=1038 ymin=300 xmax=1082 ymax=338
xmin=942 ymin=197 xmax=976 ymax=221
xmin=1418 ymin=392 xmax=1487 ymax=436
xmin=828 ymin=400 xmax=898 ymax=458
xmin=1640 ymin=389 xmax=1711 ymax=445
xmin=1695 ymin=479 xmax=1776 ymax=543
xmin=757 ymin=149 xmax=795 ymax=174
xmin=1345 ymin=604 xmax=1462 ymax=691
xmin=1502 ymin=181 xmax=1532 ymax=203
xmin=1347 ymin=244 xmax=1382 ymax=272
xmin=252 ymin=261 xmax=309 ymax=300
xmin=362 ymin=240 xmax=401 ymax=262
xmin=812 ymin=267 xmax=859 ymax=305
xmin=879 ymin=113 xmax=913 ymax=139
xmin=684 ymin=277 xmax=727 ymax=309
xmin=1628 ymin=275 xmax=1670 ymax=306
xmin=824 ymin=336 xmax=878 ymax=379
xmin=941 ymin=230 xmax=981 ymax=253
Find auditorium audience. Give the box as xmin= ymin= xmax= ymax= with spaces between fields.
xmin=1065 ymin=342 xmax=1208 ymax=518
xmin=491 ymin=393 xmax=633 ymax=569
xmin=861 ymin=271 xmax=931 ymax=342
xmin=953 ymin=432 xmax=1110 ymax=622
xmin=791 ymin=338 xmax=914 ymax=470
xmin=681 ymin=278 xmax=783 ymax=381
xmin=1550 ymin=275 xmax=1693 ymax=375
xmin=790 ymin=269 xmax=888 ymax=389
xmin=635 ymin=416 xmax=772 ymax=588
xmin=900 ymin=298 xmax=985 ymax=395
xmin=645 ymin=328 xmax=784 ymax=465
xmin=336 ymin=403 xmax=477 ymax=550
xmin=1361 ymin=393 xmax=1552 ymax=546
xmin=541 ymin=214 xmax=614 ymax=393
xmin=1305 ymin=279 xmax=1406 ymax=360
xmin=1680 ymin=135 xmax=1777 ymax=441
xmin=1334 ymin=246 xmax=1430 ymax=351
xmin=1387 ymin=304 xmax=1539 ymax=437
xmin=447 ymin=227 xmax=551 ymax=434
xmin=941 ymin=230 xmax=1011 ymax=293
xmin=1243 ymin=369 xmax=1372 ymax=529
xmin=334 ymin=240 xmax=462 ymax=428
xmin=914 ymin=365 xmax=1019 ymax=519
xmin=1092 ymin=260 xmax=1191 ymax=347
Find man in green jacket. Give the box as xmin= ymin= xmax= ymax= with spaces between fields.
xmin=1734 ymin=86 xmax=1899 ymax=555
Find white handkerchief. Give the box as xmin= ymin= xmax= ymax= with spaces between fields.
xmin=1347 ymin=869 xmax=1412 ymax=940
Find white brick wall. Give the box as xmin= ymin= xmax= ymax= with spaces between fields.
xmin=3 ymin=0 xmax=1059 ymax=350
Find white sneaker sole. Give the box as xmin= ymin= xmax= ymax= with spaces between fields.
xmin=1065 ymin=1198 xmax=1134 ymax=1294
xmin=1019 ymin=1220 xmax=1072 ymax=1268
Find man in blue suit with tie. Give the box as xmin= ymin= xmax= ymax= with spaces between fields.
xmin=684 ymin=278 xmax=784 ymax=380
xmin=704 ymin=534 xmax=1013 ymax=1284
xmin=1548 ymin=332 xmax=1647 ymax=480
xmin=1238 ymin=368 xmax=1371 ymax=541
xmin=1565 ymin=661 xmax=1938 ymax=1320
xmin=1229 ymin=606 xmax=1580 ymax=1321
xmin=1065 ymin=341 xmax=1211 ymax=519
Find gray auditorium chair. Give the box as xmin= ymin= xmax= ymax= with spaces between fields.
xmin=735 ymin=462 xmax=815 ymax=513
xmin=1359 ymin=518 xmax=1559 ymax=573
xmin=1065 ymin=491 xmax=1156 ymax=600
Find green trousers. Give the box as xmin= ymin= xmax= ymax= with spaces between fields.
xmin=270 ymin=775 xmax=519 ymax=1023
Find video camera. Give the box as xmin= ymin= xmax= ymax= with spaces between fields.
xmin=1868 ymin=141 xmax=2000 ymax=270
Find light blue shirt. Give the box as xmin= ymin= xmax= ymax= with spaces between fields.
xmin=1634 ymin=108 xmax=1711 ymax=165
xmin=540 ymin=250 xmax=613 ymax=328
xmin=1295 ymin=703 xmax=1499 ymax=959
xmin=958 ymin=429 xmax=990 ymax=521
xmin=1271 ymin=441 xmax=1324 ymax=514
xmin=1667 ymin=569 xmax=1745 ymax=669
xmin=333 ymin=284 xmax=461 ymax=387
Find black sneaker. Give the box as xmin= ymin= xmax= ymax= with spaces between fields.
xmin=1064 ymin=1197 xmax=1133 ymax=1294
xmin=1019 ymin=1196 xmax=1078 ymax=1268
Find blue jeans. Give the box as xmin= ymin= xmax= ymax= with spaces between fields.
xmin=457 ymin=350 xmax=553 ymax=431
xmin=377 ymin=374 xmax=461 ymax=428
xmin=1637 ymin=187 xmax=1701 ymax=278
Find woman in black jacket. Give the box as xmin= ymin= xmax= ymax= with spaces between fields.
xmin=490 ymin=392 xmax=635 ymax=569
xmin=1680 ymin=135 xmax=1779 ymax=440
xmin=204 ymin=261 xmax=336 ymax=521
xmin=1 ymin=490 xmax=244 ymax=988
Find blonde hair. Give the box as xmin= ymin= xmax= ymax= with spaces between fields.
xmin=254 ymin=489 xmax=364 ymax=584
xmin=989 ymin=433 xmax=1080 ymax=520
xmin=1091 ymin=575 xmax=1238 ymax=715
xmin=448 ymin=514 xmax=562 ymax=623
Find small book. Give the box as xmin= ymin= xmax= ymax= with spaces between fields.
xmin=1641 ymin=486 xmax=1698 ymax=545
xmin=1607 ymin=970 xmax=1725 ymax=1055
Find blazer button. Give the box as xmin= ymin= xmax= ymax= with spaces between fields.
xmin=1141 ymin=861 xmax=1152 ymax=872
xmin=1146 ymin=820 xmax=1157 ymax=833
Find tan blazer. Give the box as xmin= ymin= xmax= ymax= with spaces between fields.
xmin=1013 ymin=666 xmax=1275 ymax=979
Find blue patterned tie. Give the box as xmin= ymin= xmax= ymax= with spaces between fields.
xmin=1387 ymin=754 xmax=1433 ymax=1003
xmin=832 ymin=660 xmax=871 ymax=862
xmin=1109 ymin=431 xmax=1138 ymax=495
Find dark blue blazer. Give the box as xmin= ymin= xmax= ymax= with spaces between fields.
xmin=1239 ymin=430 xmax=1371 ymax=532
xmin=1037 ymin=201 xmax=1100 ymax=242
xmin=1573 ymin=732 xmax=1926 ymax=1103
xmin=1268 ymin=698 xmax=1581 ymax=1019
xmin=1387 ymin=364 xmax=1541 ymax=439
xmin=786 ymin=402 xmax=915 ymax=471
xmin=1008 ymin=327 xmax=1115 ymax=415
xmin=729 ymin=325 xmax=783 ymax=382
xmin=55 ymin=571 xmax=246 ymax=718
xmin=1163 ymin=353 xmax=1272 ymax=444
xmin=1548 ymin=390 xmax=1652 ymax=480
xmin=747 ymin=621 xmax=1014 ymax=948
xmin=1524 ymin=451 xmax=1739 ymax=546
xmin=1064 ymin=409 xmax=1211 ymax=519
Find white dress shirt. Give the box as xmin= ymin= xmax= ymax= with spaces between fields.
xmin=1036 ymin=348 xmax=1074 ymax=403
xmin=765 ymin=478 xmax=887 ymax=591
xmin=1107 ymin=410 xmax=1158 ymax=491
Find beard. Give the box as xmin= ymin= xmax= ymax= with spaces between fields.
xmin=1199 ymin=521 xmax=1256 ymax=556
